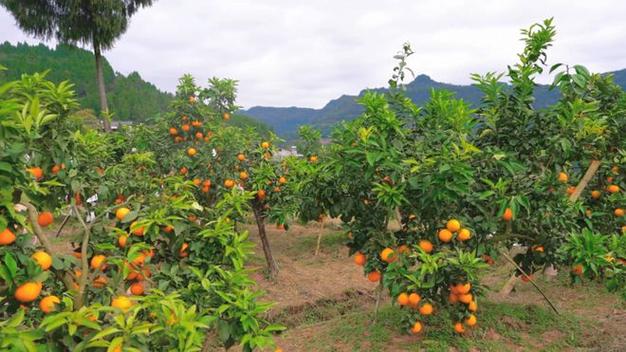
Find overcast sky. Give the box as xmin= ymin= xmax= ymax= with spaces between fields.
xmin=1 ymin=0 xmax=625 ymax=108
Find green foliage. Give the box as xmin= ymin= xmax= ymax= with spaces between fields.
xmin=0 ymin=42 xmax=172 ymax=121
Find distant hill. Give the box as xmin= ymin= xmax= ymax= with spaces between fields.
xmin=0 ymin=42 xmax=274 ymax=134
xmin=0 ymin=42 xmax=173 ymax=121
xmin=244 ymin=70 xmax=626 ymax=138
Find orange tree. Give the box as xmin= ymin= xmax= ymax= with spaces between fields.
xmin=298 ymin=19 xmax=626 ymax=335
xmin=0 ymin=67 xmax=281 ymax=350
xmin=155 ymin=75 xmax=298 ymax=279
xmin=472 ymin=19 xmax=625 ymax=286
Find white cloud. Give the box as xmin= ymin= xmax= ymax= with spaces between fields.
xmin=1 ymin=0 xmax=625 ymax=108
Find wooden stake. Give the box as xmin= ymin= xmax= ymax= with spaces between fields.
xmin=569 ymin=160 xmax=601 ymax=202
xmin=499 ymin=249 xmax=560 ymax=315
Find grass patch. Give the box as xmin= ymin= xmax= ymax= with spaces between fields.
xmin=270 ymin=290 xmax=373 ymax=328
xmin=288 ymin=230 xmax=346 ymax=257
xmin=278 ymin=300 xmax=596 ymax=351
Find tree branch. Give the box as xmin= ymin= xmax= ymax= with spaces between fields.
xmin=72 ymin=204 xmax=92 ymax=309
xmin=22 ymin=198 xmax=75 ymax=292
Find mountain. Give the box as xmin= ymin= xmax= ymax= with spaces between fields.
xmin=0 ymin=41 xmax=172 ymax=121
xmin=244 ymin=71 xmax=626 ymax=138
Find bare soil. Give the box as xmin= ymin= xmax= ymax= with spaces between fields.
xmin=246 ymin=221 xmax=626 ymax=352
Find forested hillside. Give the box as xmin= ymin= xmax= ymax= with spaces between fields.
xmin=0 ymin=42 xmax=172 ymax=121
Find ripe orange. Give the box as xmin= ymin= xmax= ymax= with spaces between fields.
xmin=27 ymin=167 xmax=43 ymax=180
xmin=557 ymin=172 xmax=568 ymax=183
xmin=187 ymin=147 xmax=197 ymax=157
xmin=278 ymin=176 xmax=287 ymax=184
xmin=237 ymin=153 xmax=246 ymax=161
xmin=257 ymin=189 xmax=267 ymax=200
xmin=93 ymin=275 xmax=108 ymax=288
xmin=179 ymin=242 xmax=189 ymax=257
xmin=239 ymin=171 xmax=249 ymax=181
xmin=397 ymin=292 xmax=409 ymax=306
xmin=468 ymin=301 xmax=478 ymax=312
xmin=615 ymin=208 xmax=624 ymax=217
xmin=130 ymin=282 xmax=144 ymax=295
xmin=566 ymin=186 xmax=576 ymax=195
xmin=419 ymin=240 xmax=433 ymax=253
xmin=446 ymin=219 xmax=461 ymax=232
xmin=607 ymin=184 xmax=620 ymax=193
xmin=458 ymin=293 xmax=473 ymax=304
xmin=354 ymin=252 xmax=366 ymax=266
xmin=397 ymin=244 xmax=410 ymax=254
xmin=224 ymin=179 xmax=236 ymax=189
xmin=520 ymin=274 xmax=532 ymax=283
xmin=380 ymin=247 xmax=396 ymax=263
xmin=191 ymin=120 xmax=201 ymax=127
xmin=181 ymin=124 xmax=190 ymax=132
xmin=309 ymin=155 xmax=318 ymax=163
xmin=532 ymin=245 xmax=544 ymax=252
xmin=455 ymin=282 xmax=471 ymax=295
xmin=0 ymin=228 xmax=16 ymax=245
xmin=192 ymin=178 xmax=202 ymax=186
xmin=31 ymin=251 xmax=52 ymax=270
xmin=419 ymin=303 xmax=433 ymax=315
xmin=465 ymin=314 xmax=477 ymax=327
xmin=37 ymin=211 xmax=54 ymax=227
xmin=591 ymin=190 xmax=601 ymax=199
xmin=180 ymin=167 xmax=188 ymax=175
xmin=261 ymin=141 xmax=271 ymax=149
xmin=131 ymin=221 xmax=145 ymax=236
xmin=367 ymin=271 xmax=381 ymax=282
xmin=163 ymin=225 xmax=174 ymax=234
xmin=39 ymin=295 xmax=60 ymax=313
xmin=502 ymin=208 xmax=513 ymax=221
xmin=571 ymin=264 xmax=583 ymax=276
xmin=118 ymin=235 xmax=128 ymax=248
xmin=408 ymin=293 xmax=421 ymax=307
xmin=410 ymin=321 xmax=423 ymax=334
xmin=223 ymin=112 xmax=231 ymax=120
xmin=111 ymin=296 xmax=133 ymax=311
xmin=130 ymin=254 xmax=146 ymax=268
xmin=438 ymin=229 xmax=453 ymax=243
xmin=90 ymin=255 xmax=106 ymax=270
xmin=169 ymin=127 xmax=178 ymax=136
xmin=74 ymin=193 xmax=82 ymax=206
xmin=14 ymin=281 xmax=42 ymax=303
xmin=457 ymin=228 xmax=471 ymax=241
xmin=454 ymin=322 xmax=465 ymax=333
xmin=116 ymin=207 xmax=131 ymax=221
xmin=51 ymin=164 xmax=61 ymax=174
xmin=448 ymin=293 xmax=459 ymax=304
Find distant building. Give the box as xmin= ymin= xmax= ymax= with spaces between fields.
xmin=109 ymin=121 xmax=135 ymax=130
xmin=275 ymin=146 xmax=301 ymax=159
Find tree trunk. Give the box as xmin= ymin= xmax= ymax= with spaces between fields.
xmin=93 ymin=41 xmax=111 ymax=131
xmin=252 ymin=206 xmax=278 ymax=279
xmin=314 ymin=219 xmax=324 ymax=256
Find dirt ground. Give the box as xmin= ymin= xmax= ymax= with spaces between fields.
xmin=47 ymin=219 xmax=626 ymax=351
xmin=245 ymin=222 xmax=626 ymax=352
